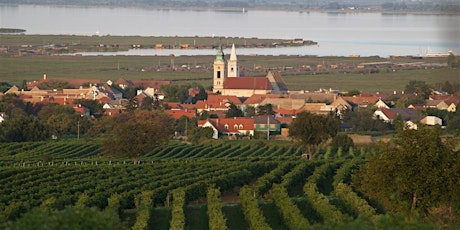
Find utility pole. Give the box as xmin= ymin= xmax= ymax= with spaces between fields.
xmin=266 ymin=116 xmax=270 ymax=140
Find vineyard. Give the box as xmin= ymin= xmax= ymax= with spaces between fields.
xmin=0 ymin=139 xmax=420 ymax=229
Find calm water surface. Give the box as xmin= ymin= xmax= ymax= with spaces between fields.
xmin=1 ymin=4 xmax=459 ymax=57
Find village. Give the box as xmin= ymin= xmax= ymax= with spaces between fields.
xmin=1 ymin=44 xmax=459 ymax=141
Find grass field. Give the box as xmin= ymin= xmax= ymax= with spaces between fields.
xmin=1 ymin=54 xmax=458 ymax=92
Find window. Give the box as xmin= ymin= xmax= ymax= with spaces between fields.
xmin=217 ymin=71 xmax=221 ymax=79
xmin=231 ymin=67 xmax=234 ymax=72
xmin=239 ymin=124 xmax=243 ymax=129
xmin=234 ymin=124 xmax=238 ymax=129
xmin=224 ymin=124 xmax=229 ymax=129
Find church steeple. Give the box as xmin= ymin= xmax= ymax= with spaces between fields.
xmin=227 ymin=44 xmax=239 ymax=78
xmin=213 ymin=46 xmax=226 ymax=93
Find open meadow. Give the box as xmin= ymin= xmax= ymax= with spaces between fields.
xmin=0 ymin=54 xmax=458 ymax=92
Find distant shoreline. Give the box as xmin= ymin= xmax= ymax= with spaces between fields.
xmin=0 ymin=3 xmax=458 ymax=16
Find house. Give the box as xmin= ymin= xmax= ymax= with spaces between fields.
xmin=73 ymin=105 xmax=91 ymax=117
xmin=374 ymin=108 xmax=422 ymax=123
xmin=374 ymin=98 xmax=390 ymax=109
xmin=421 ymin=116 xmax=443 ymax=126
xmin=301 ymin=103 xmax=335 ymax=115
xmin=195 ymin=95 xmax=242 ymax=113
xmin=198 ymin=117 xmax=255 ymax=139
xmin=0 ymin=113 xmax=6 ymax=123
xmin=253 ymin=115 xmax=281 ymax=134
xmin=343 ymin=94 xmax=380 ymax=108
xmin=425 ymin=100 xmax=449 ymax=110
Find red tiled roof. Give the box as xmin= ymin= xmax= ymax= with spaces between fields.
xmin=223 ymin=77 xmax=272 ymax=90
xmin=244 ymin=94 xmax=282 ymax=105
xmin=166 ymin=109 xmax=196 ymax=119
xmin=276 ymin=117 xmax=294 ymax=124
xmin=379 ymin=108 xmax=398 ymax=120
xmin=206 ymin=95 xmax=242 ymax=105
xmin=343 ymin=95 xmax=380 ymax=105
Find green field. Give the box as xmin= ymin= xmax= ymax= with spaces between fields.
xmin=0 ymin=139 xmax=442 ymax=229
xmin=1 ymin=54 xmax=458 ymax=92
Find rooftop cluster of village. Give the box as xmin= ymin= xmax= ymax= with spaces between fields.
xmin=1 ymin=45 xmax=459 ymax=139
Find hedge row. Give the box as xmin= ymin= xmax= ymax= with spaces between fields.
xmin=335 ymin=183 xmax=377 ymax=218
xmin=170 ymin=188 xmax=186 ymax=230
xmin=271 ymin=184 xmax=309 ymax=230
xmin=132 ymin=190 xmax=154 ymax=230
xmin=240 ymin=186 xmax=272 ymax=230
xmin=206 ymin=185 xmax=228 ymax=230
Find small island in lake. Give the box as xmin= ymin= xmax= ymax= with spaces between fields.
xmin=0 ymin=28 xmax=26 ymax=34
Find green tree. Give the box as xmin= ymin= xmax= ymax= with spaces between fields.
xmin=225 ymin=103 xmax=244 ymax=118
xmin=102 ymin=110 xmax=174 ymax=163
xmin=189 ymin=127 xmax=215 ymax=144
xmin=354 ymin=125 xmax=460 ymax=219
xmin=257 ymin=103 xmax=275 ymax=115
xmin=38 ymin=104 xmax=82 ymax=138
xmin=0 ymin=115 xmax=48 ymax=142
xmin=244 ymin=105 xmax=256 ymax=117
xmin=404 ymin=80 xmax=431 ymax=99
xmin=73 ymin=99 xmax=104 ymax=118
xmin=289 ymin=111 xmax=340 ymax=154
xmin=330 ymin=133 xmax=354 ymax=153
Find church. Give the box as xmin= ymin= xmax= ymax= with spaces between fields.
xmin=212 ymin=44 xmax=288 ymax=97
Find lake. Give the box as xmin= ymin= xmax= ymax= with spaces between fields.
xmin=1 ymin=4 xmax=459 ymax=57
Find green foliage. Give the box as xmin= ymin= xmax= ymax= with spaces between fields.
xmin=39 ymin=197 xmax=57 ymax=211
xmin=244 ymin=105 xmax=256 ymax=117
xmin=225 ymin=103 xmax=244 ymax=118
xmin=7 ymin=207 xmax=125 ymax=230
xmin=0 ymin=115 xmax=49 ymax=142
xmin=289 ymin=111 xmax=340 ymax=154
xmin=240 ymin=186 xmax=272 ymax=230
xmin=257 ymin=104 xmax=275 ymax=115
xmin=73 ymin=98 xmax=104 ymax=118
xmin=189 ymin=127 xmax=215 ymax=144
xmin=74 ymin=193 xmax=90 ymax=208
xmin=170 ymin=188 xmax=186 ymax=230
xmin=132 ymin=190 xmax=154 ymax=230
xmin=355 ymin=125 xmax=460 ymax=219
xmin=102 ymin=110 xmax=174 ymax=163
xmin=335 ymin=183 xmax=377 ymax=218
xmin=271 ymin=184 xmax=310 ymax=229
xmin=330 ymin=133 xmax=354 ymax=154
xmin=404 ymin=80 xmax=431 ymax=99
xmin=207 ymin=185 xmax=228 ymax=230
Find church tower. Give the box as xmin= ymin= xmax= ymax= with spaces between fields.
xmin=227 ymin=44 xmax=239 ymax=78
xmin=213 ymin=46 xmax=226 ymax=93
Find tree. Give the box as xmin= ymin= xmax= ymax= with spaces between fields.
xmin=188 ymin=127 xmax=214 ymax=144
xmin=225 ymin=103 xmax=244 ymax=118
xmin=289 ymin=111 xmax=340 ymax=154
xmin=257 ymin=104 xmax=275 ymax=115
xmin=354 ymin=125 xmax=460 ymax=220
xmin=0 ymin=115 xmax=48 ymax=142
xmin=404 ymin=80 xmax=431 ymax=99
xmin=330 ymin=133 xmax=354 ymax=153
xmin=73 ymin=99 xmax=104 ymax=118
xmin=102 ymin=110 xmax=174 ymax=163
xmin=38 ymin=104 xmax=82 ymax=138
xmin=244 ymin=105 xmax=256 ymax=117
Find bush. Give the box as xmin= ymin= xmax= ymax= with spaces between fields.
xmin=8 ymin=207 xmax=124 ymax=230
